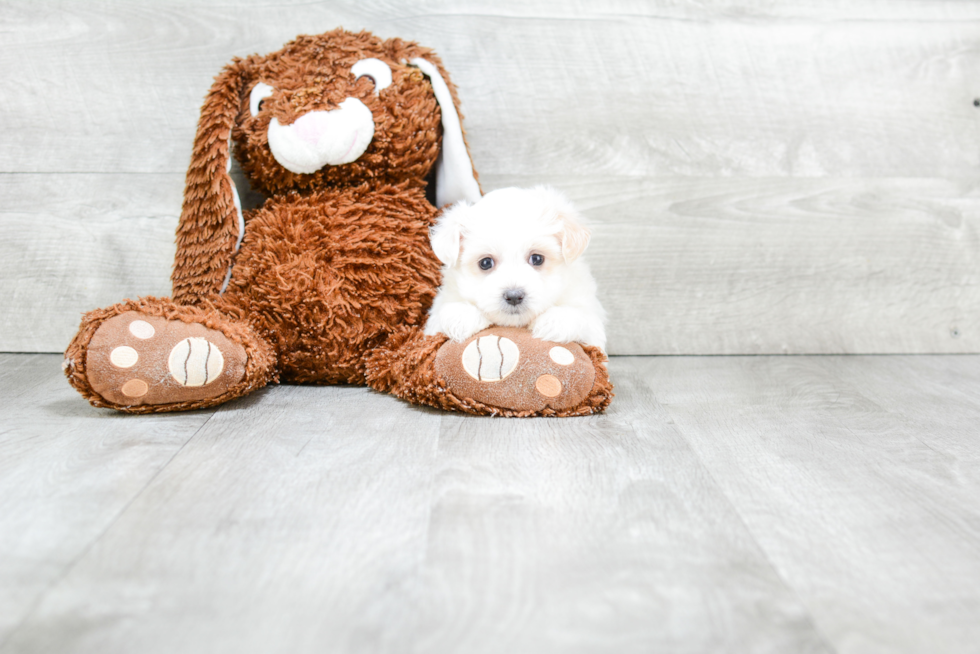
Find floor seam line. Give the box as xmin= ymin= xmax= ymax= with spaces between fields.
xmin=670 ymin=418 xmax=840 ymax=653
xmin=632 ymin=362 xmax=841 ymax=654
xmin=0 ymin=408 xmax=221 ymax=651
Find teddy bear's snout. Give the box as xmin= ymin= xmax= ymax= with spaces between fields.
xmin=292 ymin=112 xmax=334 ymax=147
xmin=266 ymin=98 xmax=375 ymax=174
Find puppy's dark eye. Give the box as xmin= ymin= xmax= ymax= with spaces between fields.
xmin=529 ymin=253 xmax=545 ymax=266
xmin=478 ymin=257 xmax=494 ymax=271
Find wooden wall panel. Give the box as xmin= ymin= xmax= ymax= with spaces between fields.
xmin=535 ymin=175 xmax=980 ymax=355
xmin=0 ymin=174 xmax=180 ymax=352
xmin=4 ymin=172 xmax=976 ymax=355
xmin=1 ymin=0 xmax=978 ymax=353
xmin=2 ymin=2 xmax=978 ymax=177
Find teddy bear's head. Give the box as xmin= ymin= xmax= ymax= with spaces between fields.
xmin=174 ymin=29 xmax=481 ymax=304
xmin=229 ymin=31 xmax=479 ymax=199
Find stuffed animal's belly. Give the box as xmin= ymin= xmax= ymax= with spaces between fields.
xmin=219 ymin=185 xmax=440 ymax=383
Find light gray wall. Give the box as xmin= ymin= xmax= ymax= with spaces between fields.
xmin=2 ymin=1 xmax=978 ymax=354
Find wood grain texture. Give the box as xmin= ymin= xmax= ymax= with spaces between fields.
xmin=409 ymin=380 xmax=828 ymax=653
xmin=0 ymin=354 xmax=216 ymax=645
xmin=4 ymin=172 xmax=977 ymax=355
xmin=628 ymin=354 xmax=980 ymax=653
xmin=4 ymin=352 xmax=980 ymax=652
xmin=0 ymin=174 xmax=180 ymax=352
xmin=1 ymin=1 xmax=978 ymax=176
xmin=2 ymin=0 xmax=979 ymax=354
xmin=1 ymin=382 xmax=446 ymax=654
xmin=819 ymin=355 xmax=980 ymax=465
xmin=521 ymin=174 xmax=980 ymax=355
xmin=0 ymin=354 xmax=830 ymax=654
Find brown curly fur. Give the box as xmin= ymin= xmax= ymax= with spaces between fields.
xmin=172 ymin=31 xmax=466 ymax=305
xmin=216 ymin=182 xmax=440 ymax=385
xmin=64 ymin=28 xmax=612 ymax=416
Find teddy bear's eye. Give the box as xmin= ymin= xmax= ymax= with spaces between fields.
xmin=351 ymin=58 xmax=392 ymax=94
xmin=250 ymin=82 xmax=275 ymax=117
xmin=529 ymin=254 xmax=545 ymax=266
xmin=478 ymin=257 xmax=494 ymax=271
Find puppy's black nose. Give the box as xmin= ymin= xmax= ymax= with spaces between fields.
xmin=504 ymin=288 xmax=525 ymax=306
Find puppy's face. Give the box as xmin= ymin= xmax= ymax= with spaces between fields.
xmin=431 ymin=187 xmax=591 ymax=326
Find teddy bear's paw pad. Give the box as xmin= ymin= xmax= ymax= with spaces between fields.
xmin=85 ymin=311 xmax=246 ymax=407
xmin=168 ymin=338 xmax=225 ymax=387
xmin=460 ymin=334 xmax=520 ymax=381
xmin=435 ymin=327 xmax=596 ymax=413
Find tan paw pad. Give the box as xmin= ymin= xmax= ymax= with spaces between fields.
xmin=128 ymin=320 xmax=155 ymax=339
xmin=461 ymin=334 xmax=520 ymax=382
xmin=168 ymin=337 xmax=225 ymax=387
xmin=110 ymin=346 xmax=139 ymax=368
xmin=121 ymin=379 xmax=149 ymax=398
xmin=535 ymin=374 xmax=562 ymax=397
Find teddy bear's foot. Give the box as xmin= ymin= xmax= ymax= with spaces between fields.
xmin=434 ymin=326 xmax=610 ymax=415
xmin=64 ymin=297 xmax=278 ymax=413
xmin=81 ymin=311 xmax=248 ymax=408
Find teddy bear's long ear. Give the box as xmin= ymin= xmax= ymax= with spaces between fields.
xmin=171 ymin=57 xmax=251 ymax=305
xmin=410 ymin=58 xmax=482 ymax=208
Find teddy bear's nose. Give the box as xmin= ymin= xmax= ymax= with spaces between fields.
xmin=292 ymin=111 xmax=333 ymax=147
xmin=504 ymin=288 xmax=525 ymax=306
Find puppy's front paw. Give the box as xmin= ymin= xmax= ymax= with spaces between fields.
xmin=437 ymin=303 xmax=491 ymax=343
xmin=531 ymin=307 xmax=606 ymax=349
xmin=531 ymin=307 xmax=582 ymax=344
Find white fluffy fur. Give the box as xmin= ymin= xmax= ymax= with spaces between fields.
xmin=424 ymin=186 xmax=606 ymax=350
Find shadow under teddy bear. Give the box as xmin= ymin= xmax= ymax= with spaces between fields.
xmin=63 ymin=29 xmax=612 ymax=417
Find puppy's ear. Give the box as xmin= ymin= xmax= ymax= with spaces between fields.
xmin=430 ymin=202 xmax=468 ymax=266
xmin=546 ymin=188 xmax=591 ymax=262
xmin=562 ymin=219 xmax=591 ymax=262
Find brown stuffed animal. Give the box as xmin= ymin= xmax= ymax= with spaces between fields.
xmin=63 ymin=29 xmax=612 ymax=417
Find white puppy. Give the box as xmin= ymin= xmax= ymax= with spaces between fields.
xmin=424 ymin=186 xmax=606 ymax=350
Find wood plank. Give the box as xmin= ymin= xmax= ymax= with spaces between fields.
xmin=0 ymin=174 xmax=180 ymax=353
xmin=536 ymin=174 xmax=979 ymax=356
xmin=0 ymin=360 xmax=831 ymax=654
xmin=444 ymin=11 xmax=980 ymax=180
xmin=817 ymin=355 xmax=980 ymax=465
xmin=5 ymin=172 xmax=976 ymax=355
xmin=0 ymin=353 xmax=216 ymax=645
xmin=405 ymin=371 xmax=830 ymax=653
xmin=631 ymin=355 xmax=980 ymax=653
xmin=4 ymin=353 xmax=980 ymax=651
xmin=0 ymin=2 xmax=977 ymax=177
xmin=0 ymin=383 xmax=447 ymax=654
xmin=3 ymin=1 xmax=978 ymax=355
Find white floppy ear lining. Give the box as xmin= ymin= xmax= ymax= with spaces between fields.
xmin=560 ymin=210 xmax=591 ymax=263
xmin=409 ymin=58 xmax=481 ymax=208
xmin=430 ymin=203 xmax=467 ymax=266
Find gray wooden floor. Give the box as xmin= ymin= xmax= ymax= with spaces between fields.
xmin=2 ymin=353 xmax=979 ymax=653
